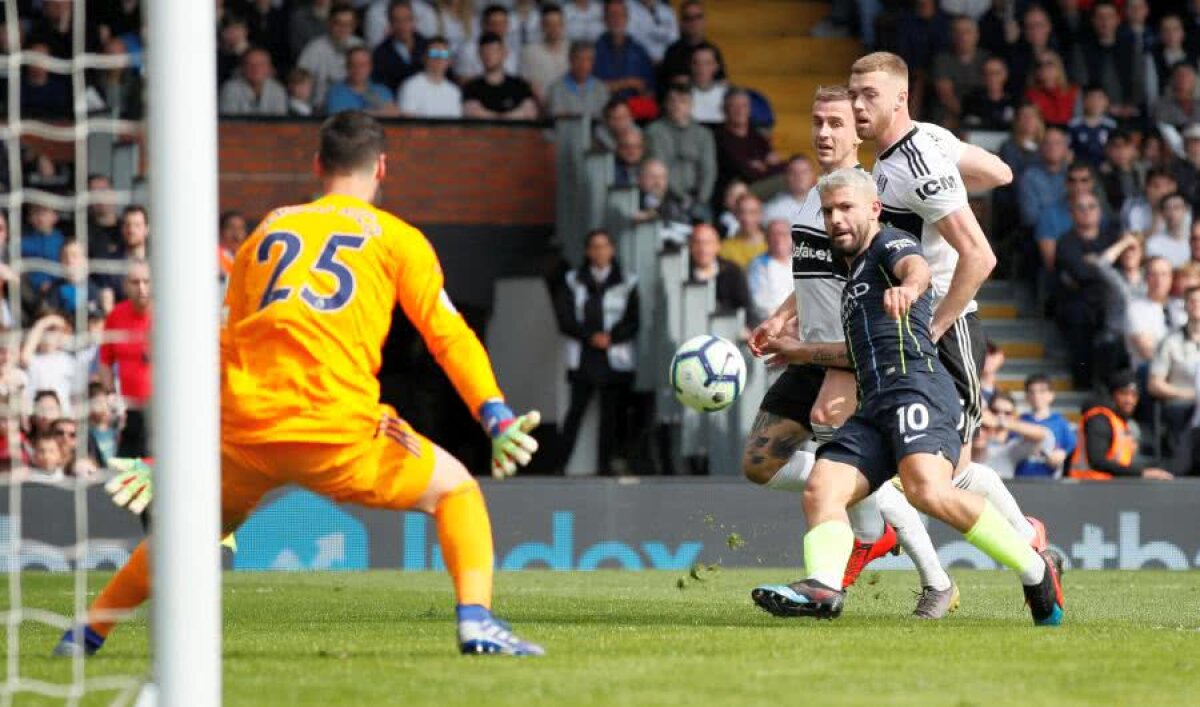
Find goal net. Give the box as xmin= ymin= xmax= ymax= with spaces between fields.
xmin=0 ymin=0 xmax=221 ymax=704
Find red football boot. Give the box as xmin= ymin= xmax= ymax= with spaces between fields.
xmin=842 ymin=523 xmax=899 ymax=588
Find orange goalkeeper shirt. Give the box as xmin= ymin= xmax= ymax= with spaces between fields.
xmin=221 ymin=193 xmax=503 ymax=445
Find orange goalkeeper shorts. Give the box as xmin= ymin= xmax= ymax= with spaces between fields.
xmin=219 ymin=405 xmax=436 ymax=529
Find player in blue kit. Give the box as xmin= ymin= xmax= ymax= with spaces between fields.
xmin=750 ymin=168 xmax=1064 ymax=625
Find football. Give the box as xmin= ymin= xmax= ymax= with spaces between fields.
xmin=669 ymin=335 xmax=747 ymax=412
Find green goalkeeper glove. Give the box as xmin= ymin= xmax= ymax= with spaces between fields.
xmin=104 ymin=458 xmax=153 ymax=515
xmin=480 ymin=401 xmax=541 ymax=479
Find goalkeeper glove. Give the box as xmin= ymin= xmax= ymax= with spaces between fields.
xmin=480 ymin=400 xmax=541 ymax=479
xmin=104 ymin=458 xmax=153 ymax=515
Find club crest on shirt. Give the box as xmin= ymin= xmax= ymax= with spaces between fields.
xmin=876 ymin=173 xmax=889 ymax=194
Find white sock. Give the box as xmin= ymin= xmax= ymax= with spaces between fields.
xmin=1018 ymin=552 xmax=1046 ymax=586
xmin=955 ymin=462 xmax=1036 ymax=541
xmin=846 ymin=493 xmax=885 ymax=543
xmin=874 ymin=483 xmax=952 ymax=591
xmin=764 ymin=450 xmax=814 ymax=492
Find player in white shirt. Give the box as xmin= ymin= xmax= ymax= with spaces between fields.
xmin=847 ymin=51 xmax=1057 ymax=562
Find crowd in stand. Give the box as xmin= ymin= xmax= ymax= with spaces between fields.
xmin=8 ymin=0 xmax=1200 ymax=478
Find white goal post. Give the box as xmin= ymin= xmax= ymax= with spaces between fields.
xmin=145 ymin=0 xmax=221 ymax=704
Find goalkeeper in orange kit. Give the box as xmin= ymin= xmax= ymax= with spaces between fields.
xmin=55 ymin=111 xmax=544 ymax=657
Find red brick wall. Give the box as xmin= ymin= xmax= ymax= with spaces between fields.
xmin=218 ymin=120 xmax=557 ymax=225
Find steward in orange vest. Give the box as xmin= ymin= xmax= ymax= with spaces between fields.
xmin=1069 ymin=372 xmax=1173 ymax=480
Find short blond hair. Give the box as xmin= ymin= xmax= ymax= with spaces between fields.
xmin=813 ymin=85 xmax=852 ymax=104
xmin=850 ymin=51 xmax=909 ymax=81
xmin=816 ymin=167 xmax=877 ymax=200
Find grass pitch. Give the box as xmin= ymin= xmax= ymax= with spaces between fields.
xmin=4 ymin=569 xmax=1199 ymax=706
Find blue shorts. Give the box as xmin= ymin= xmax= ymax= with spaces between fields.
xmin=817 ymin=386 xmax=961 ymax=492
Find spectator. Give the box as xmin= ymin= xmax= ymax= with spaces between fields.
xmin=20 ymin=42 xmax=71 ymax=119
xmin=763 ymin=155 xmax=816 ymax=225
xmin=931 ymin=15 xmax=989 ymax=128
xmin=552 ymin=229 xmax=639 ymax=475
xmin=326 ymin=48 xmax=399 ymax=115
xmin=1191 ymin=221 xmax=1200 ymax=267
xmin=288 ymin=0 xmax=335 ymax=61
xmin=593 ymin=0 xmax=655 ymax=102
xmin=1005 ymin=5 xmax=1057 ymax=97
xmin=23 ymin=205 xmax=65 ymax=296
xmin=99 ymin=259 xmax=151 ymax=458
xmin=633 ymin=158 xmax=690 ymax=249
xmin=1148 ymin=14 xmax=1192 ymax=103
xmin=1087 ymin=231 xmax=1146 ymax=378
xmin=1174 ymin=125 xmax=1200 ymax=203
xmin=1069 ymin=371 xmax=1173 ymax=480
xmin=0 ymin=336 xmax=27 ymax=411
xmin=1018 ymin=125 xmax=1070 ymax=231
xmin=894 ymin=0 xmax=950 ymax=99
xmin=521 ymin=4 xmax=569 ymax=102
xmin=1025 ymin=50 xmax=1077 ymax=127
xmin=244 ymin=0 xmax=290 ymax=74
xmin=20 ymin=316 xmax=76 ymax=414
xmin=1123 ymin=169 xmax=1178 ymax=235
xmin=415 ymin=0 xmax=472 ymax=59
xmin=87 ymin=381 xmax=117 ymax=468
xmin=27 ymin=0 xmax=71 ymax=59
xmin=462 ymin=34 xmax=537 ymax=120
xmin=1099 ymin=130 xmax=1144 ymax=212
xmin=719 ymin=194 xmax=767 ymax=269
xmin=28 ymin=432 xmax=64 ymax=482
xmin=975 ymin=391 xmax=1059 ymax=479
xmin=1067 ymin=85 xmax=1116 ymax=167
xmin=1146 ymin=192 xmax=1193 ymax=267
xmin=746 ymin=219 xmax=793 ymax=324
xmin=1153 ymin=64 xmax=1200 ymax=129
xmin=455 ymin=5 xmax=520 ymax=81
xmin=52 ymin=417 xmax=96 ymax=477
xmin=219 ymin=210 xmax=248 ymax=282
xmin=961 ymin=56 xmax=1016 ymax=131
xmin=714 ymin=88 xmax=783 ymax=198
xmin=219 ymin=47 xmax=288 ymax=116
xmin=563 ymin=0 xmax=604 ymax=43
xmin=544 ymin=41 xmax=609 ymax=119
xmin=688 ymin=223 xmax=750 ymax=315
xmin=286 ymin=67 xmax=317 ymax=116
xmin=298 ymin=4 xmax=365 ymax=107
xmin=1056 ymin=191 xmax=1119 ymax=388
xmin=1014 ymin=374 xmax=1076 ymax=478
xmin=1035 ymin=161 xmax=1101 ymax=271
xmin=509 ymin=0 xmax=544 ymax=54
xmin=217 ymin=14 xmax=251 ymax=85
xmin=593 ymin=97 xmax=636 ymax=151
xmin=689 ymin=44 xmax=726 ymax=124
xmin=85 ymin=36 xmax=144 ymax=120
xmin=627 ymin=0 xmax=678 ymax=64
xmin=645 ymin=86 xmax=717 ymax=221
xmin=612 ymin=128 xmax=644 ymax=189
xmin=1148 ymin=285 xmax=1200 ymax=450
xmin=999 ymin=103 xmax=1045 ymax=185
xmin=397 ymin=37 xmax=463 ymax=118
xmin=82 ymin=174 xmax=121 ymax=262
xmin=1127 ymin=256 xmax=1183 ymax=372
xmin=44 ymin=240 xmax=99 ymax=318
xmin=371 ymin=0 xmax=429 ymax=94
xmin=716 ymin=179 xmax=749 ymax=238
xmin=1069 ymin=0 xmax=1140 ymax=123
xmin=978 ymin=339 xmax=1004 ymax=407
xmin=26 ymin=389 xmax=61 ymax=448
xmin=659 ymin=1 xmax=725 ymax=93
